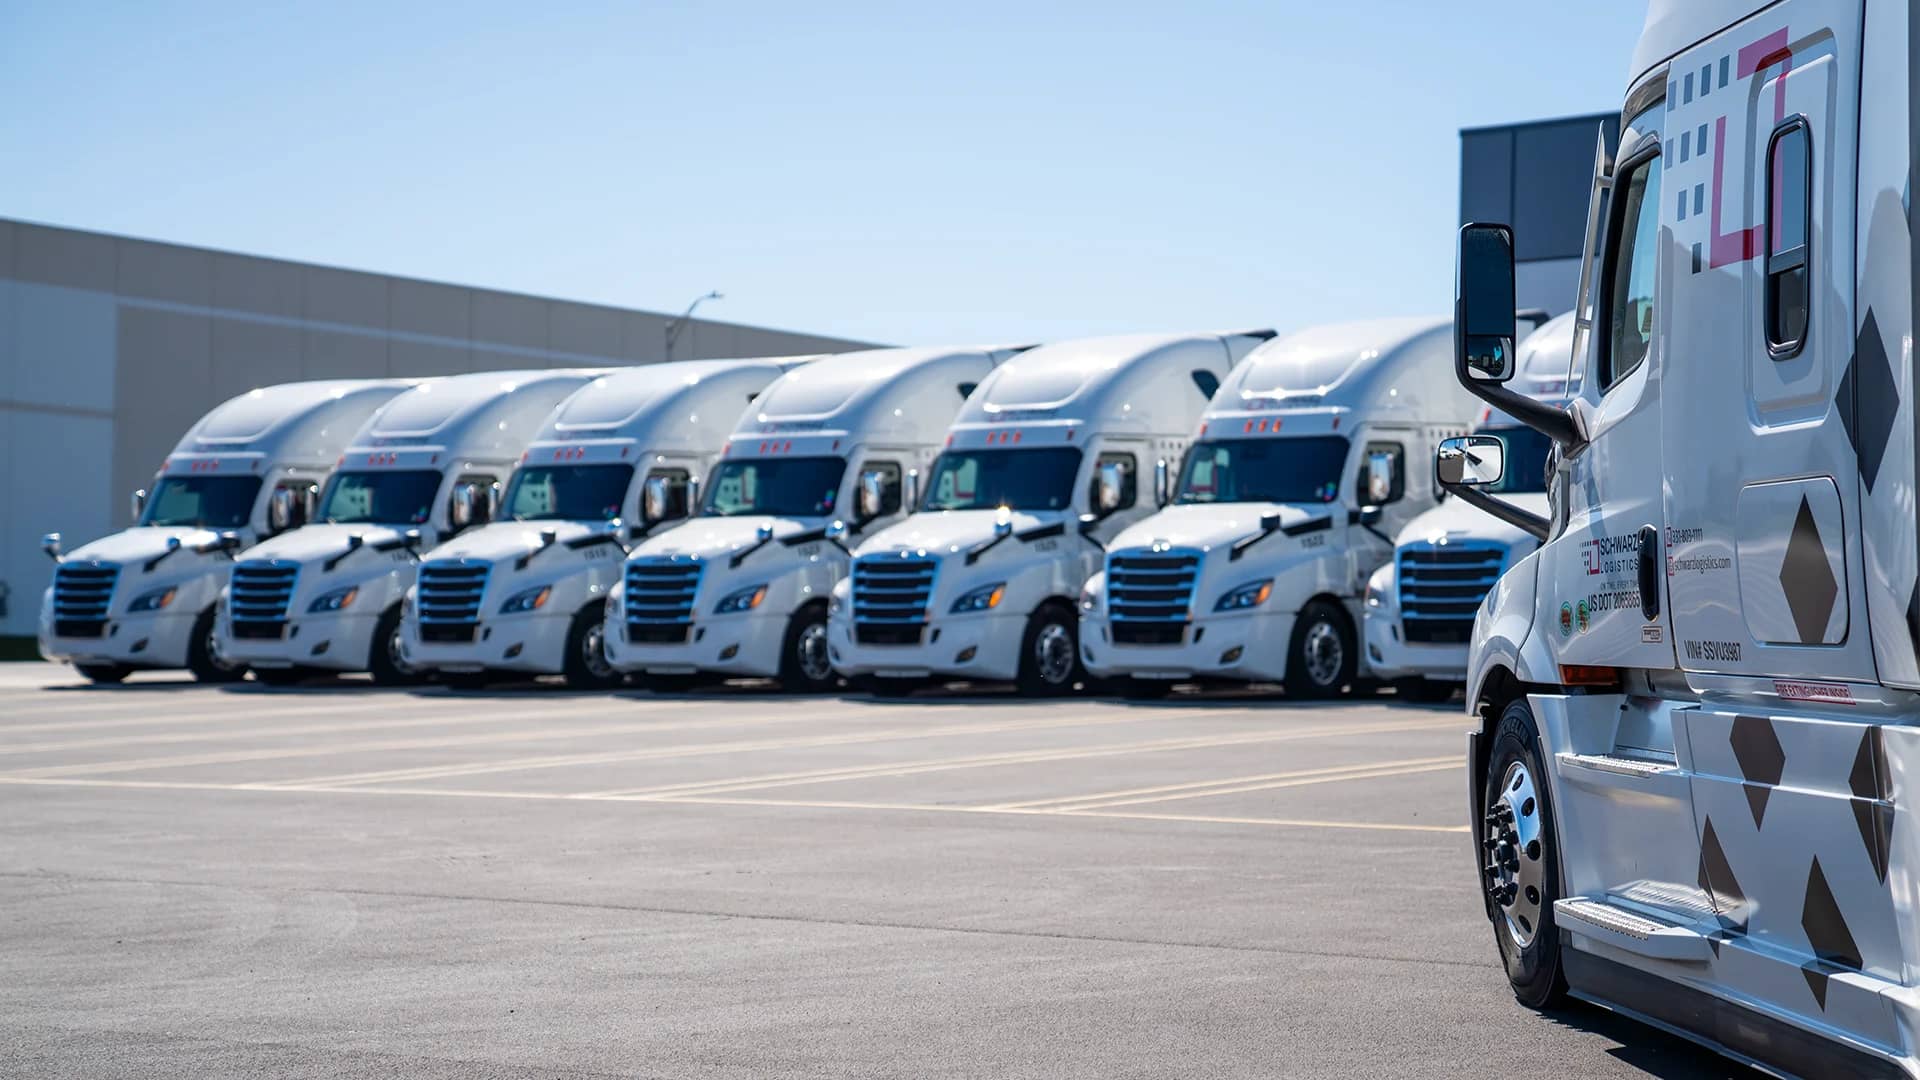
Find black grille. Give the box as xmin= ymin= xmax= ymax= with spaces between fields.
xmin=52 ymin=562 xmax=118 ymax=637
xmin=420 ymin=623 xmax=477 ymax=643
xmin=852 ymin=555 xmax=936 ymax=628
xmin=417 ymin=561 xmax=490 ymax=627
xmin=624 ymin=557 xmax=702 ymax=636
xmin=856 ymin=624 xmax=924 ymax=646
xmin=229 ymin=561 xmax=298 ymax=627
xmin=1106 ymin=549 xmax=1199 ymax=636
xmin=1397 ymin=544 xmax=1505 ymax=644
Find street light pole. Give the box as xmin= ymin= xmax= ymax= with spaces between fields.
xmin=664 ymin=290 xmax=723 ymax=362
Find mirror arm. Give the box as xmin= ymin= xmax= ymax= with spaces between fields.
xmin=323 ymin=535 xmax=367 ymax=574
xmin=1229 ymin=523 xmax=1282 ymax=562
xmin=1441 ymin=481 xmax=1550 ymax=541
xmin=728 ymin=535 xmax=775 ymax=570
xmin=1462 ymin=378 xmax=1583 ymax=449
xmin=142 ymin=545 xmax=183 ymax=574
xmin=963 ymin=532 xmax=1011 ymax=567
xmin=1346 ymin=509 xmax=1395 ymax=547
xmin=778 ymin=527 xmax=830 ymax=548
xmin=1015 ymin=522 xmax=1065 ymax=543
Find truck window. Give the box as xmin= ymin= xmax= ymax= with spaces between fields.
xmin=704 ymin=456 xmax=846 ymax=517
xmin=318 ymin=470 xmax=443 ymax=525
xmin=1175 ymin=436 xmax=1349 ymax=505
xmin=1765 ymin=118 xmax=1811 ymax=357
xmin=502 ymin=463 xmax=635 ymax=522
xmin=921 ymin=448 xmax=1082 ymax=512
xmin=1092 ymin=452 xmax=1138 ymax=510
xmin=140 ymin=475 xmax=263 ymax=529
xmin=1599 ymin=151 xmax=1662 ymax=389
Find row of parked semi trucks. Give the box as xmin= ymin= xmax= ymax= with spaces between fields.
xmin=34 ymin=314 xmax=1572 ymax=697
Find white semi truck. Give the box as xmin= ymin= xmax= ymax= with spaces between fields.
xmin=1446 ymin=2 xmax=1920 ymax=1073
xmin=1079 ymin=319 xmax=1481 ymax=698
xmin=36 ymin=379 xmax=413 ymax=684
xmin=605 ymin=345 xmax=1025 ymax=691
xmin=220 ymin=370 xmax=599 ymax=686
xmin=1362 ymin=313 xmax=1574 ymax=702
xmin=829 ymin=331 xmax=1271 ymax=695
xmin=401 ymin=358 xmax=802 ymax=689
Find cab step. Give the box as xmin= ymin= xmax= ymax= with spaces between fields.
xmin=1554 ymin=897 xmax=1714 ymax=962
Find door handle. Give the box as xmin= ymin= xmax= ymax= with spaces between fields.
xmin=1638 ymin=525 xmax=1661 ymax=621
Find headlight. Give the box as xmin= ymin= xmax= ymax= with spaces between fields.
xmin=1213 ymin=579 xmax=1272 ymax=612
xmin=499 ymin=585 xmax=552 ymax=614
xmin=401 ymin=590 xmax=416 ymax=617
xmin=1365 ymin=565 xmax=1395 ymax=609
xmin=714 ymin=584 xmax=768 ymax=614
xmin=1078 ymin=587 xmax=1100 ymax=615
xmin=828 ymin=595 xmax=842 ymax=616
xmin=950 ymin=582 xmax=1006 ymax=614
xmin=128 ymin=587 xmax=177 ymax=613
xmin=307 ymin=586 xmax=359 ymax=613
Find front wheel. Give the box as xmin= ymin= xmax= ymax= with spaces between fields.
xmin=368 ymin=605 xmax=425 ymax=687
xmin=1481 ymin=698 xmax=1568 ymax=1009
xmin=75 ymin=662 xmax=132 ymax=685
xmin=562 ymin=609 xmax=621 ymax=690
xmin=1016 ymin=603 xmax=1084 ymax=696
xmin=1283 ymin=601 xmax=1355 ymax=699
xmin=776 ymin=605 xmax=836 ymax=693
xmin=187 ymin=607 xmax=247 ymax=684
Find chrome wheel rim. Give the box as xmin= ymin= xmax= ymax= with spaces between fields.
xmin=1034 ymin=622 xmax=1075 ymax=685
xmin=388 ymin=625 xmax=418 ymax=676
xmin=1484 ymin=760 xmax=1547 ymax=947
xmin=797 ymin=621 xmax=831 ymax=682
xmin=582 ymin=621 xmax=613 ymax=679
xmin=1302 ymin=619 xmax=1343 ymax=687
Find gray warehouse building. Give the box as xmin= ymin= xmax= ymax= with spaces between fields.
xmin=0 ymin=218 xmax=872 ymax=646
xmin=1459 ymin=112 xmax=1619 ymax=315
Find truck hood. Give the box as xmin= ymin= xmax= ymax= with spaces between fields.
xmin=58 ymin=526 xmax=230 ymax=568
xmin=1393 ymin=494 xmax=1550 ymax=549
xmin=425 ymin=520 xmax=608 ymax=565
xmin=632 ymin=516 xmax=824 ymax=561
xmin=1106 ymin=503 xmax=1337 ymax=554
xmin=243 ymin=523 xmax=412 ymax=565
xmin=853 ymin=509 xmax=1061 ymax=558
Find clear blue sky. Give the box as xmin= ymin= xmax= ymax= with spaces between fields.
xmin=0 ymin=2 xmax=1644 ymax=346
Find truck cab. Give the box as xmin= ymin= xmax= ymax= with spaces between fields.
xmin=1448 ymin=2 xmax=1920 ymax=1074
xmin=1363 ymin=313 xmax=1574 ymax=702
xmin=605 ymin=346 xmax=1023 ymax=691
xmin=220 ymin=369 xmax=599 ymax=685
xmin=401 ymin=358 xmax=802 ymax=688
xmin=1080 ymin=319 xmax=1481 ymax=698
xmin=829 ymin=331 xmax=1270 ymax=695
xmin=36 ymin=379 xmax=412 ymax=684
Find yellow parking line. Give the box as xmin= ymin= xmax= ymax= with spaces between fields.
xmin=995 ymin=755 xmax=1459 ymax=811
xmin=584 ymin=719 xmax=1461 ymax=800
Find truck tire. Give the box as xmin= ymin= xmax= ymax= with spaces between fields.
xmin=75 ymin=662 xmax=132 ymax=685
xmin=1016 ymin=602 xmax=1084 ymax=696
xmin=187 ymin=607 xmax=247 ymax=684
xmin=562 ymin=608 xmax=621 ymax=691
xmin=1283 ymin=601 xmax=1354 ymax=699
xmin=368 ymin=605 xmax=424 ymax=687
xmin=252 ymin=665 xmax=318 ymax=687
xmin=776 ymin=604 xmax=835 ymax=693
xmin=1481 ymin=697 xmax=1568 ymax=1009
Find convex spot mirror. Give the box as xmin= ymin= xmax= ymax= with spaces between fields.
xmin=1095 ymin=460 xmax=1131 ymax=515
xmin=641 ymin=474 xmax=688 ymax=525
xmin=1437 ymin=435 xmax=1506 ymax=488
xmin=1457 ymin=223 xmax=1518 ymax=384
xmin=41 ymin=532 xmax=62 ymax=561
xmin=1365 ymin=451 xmax=1397 ymax=506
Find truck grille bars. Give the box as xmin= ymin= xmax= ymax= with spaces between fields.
xmin=52 ymin=562 xmax=119 ymax=638
xmin=1106 ymin=549 xmax=1200 ymax=645
xmin=1397 ymin=544 xmax=1506 ymax=644
xmin=417 ymin=560 xmax=489 ymax=643
xmin=228 ymin=561 xmax=299 ymax=639
xmin=851 ymin=555 xmax=937 ymax=645
xmin=624 ymin=556 xmax=702 ymax=644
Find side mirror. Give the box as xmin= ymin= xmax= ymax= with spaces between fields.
xmin=1436 ymin=435 xmax=1507 ymax=488
xmin=217 ymin=531 xmax=244 ymax=554
xmin=1258 ymin=512 xmax=1281 ymax=533
xmin=905 ymin=468 xmax=921 ymax=513
xmin=1153 ymin=458 xmax=1170 ymax=508
xmin=1357 ymin=506 xmax=1384 ymax=526
xmin=302 ymin=484 xmax=319 ymax=522
xmin=826 ymin=519 xmax=848 ymax=541
xmin=856 ymin=468 xmax=894 ymax=522
xmin=268 ymin=486 xmax=297 ymax=533
xmin=1095 ymin=459 xmax=1129 ymax=514
xmin=450 ymin=483 xmax=477 ymax=531
xmin=1456 ymin=223 xmax=1518 ymax=384
xmin=402 ymin=529 xmax=422 ymax=553
xmin=41 ymin=532 xmax=62 ymax=561
xmin=1365 ymin=450 xmax=1397 ymax=506
xmin=130 ymin=488 xmax=148 ymax=521
xmin=641 ymin=474 xmax=687 ymax=525
xmin=687 ymin=475 xmax=703 ymax=517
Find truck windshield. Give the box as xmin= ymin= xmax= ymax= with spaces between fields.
xmin=1478 ymin=426 xmax=1554 ymax=495
xmin=920 ymin=448 xmax=1083 ymax=512
xmin=503 ymin=464 xmax=634 ymax=521
xmin=317 ymin=470 xmax=443 ymax=525
xmin=140 ymin=476 xmax=263 ymax=528
xmin=703 ymin=456 xmax=845 ymax=517
xmin=1176 ymin=436 xmax=1350 ymax=505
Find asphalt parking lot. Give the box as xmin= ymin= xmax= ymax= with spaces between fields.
xmin=0 ymin=663 xmax=1750 ymax=1079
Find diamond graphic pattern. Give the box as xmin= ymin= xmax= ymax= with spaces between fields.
xmin=1800 ymin=857 xmax=1862 ymax=1011
xmin=1779 ymin=496 xmax=1838 ymax=645
xmin=1837 ymin=309 xmax=1899 ymax=491
xmin=1849 ymin=727 xmax=1895 ymax=884
xmin=1729 ymin=715 xmax=1784 ymax=828
xmin=1696 ymin=817 xmax=1749 ymax=931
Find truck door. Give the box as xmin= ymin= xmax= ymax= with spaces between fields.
xmin=1657 ymin=10 xmax=1873 ymax=686
xmin=1541 ymin=106 xmax=1676 ymax=673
